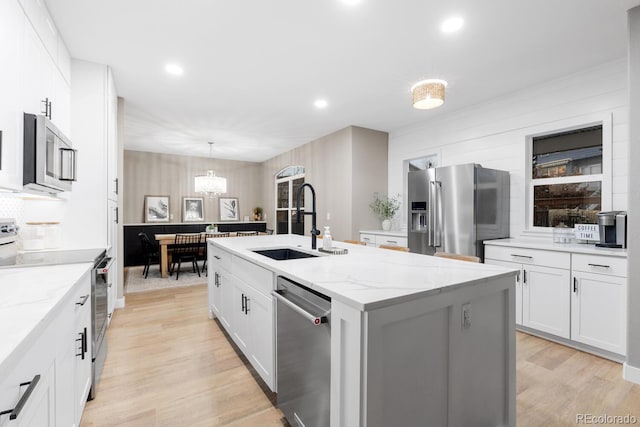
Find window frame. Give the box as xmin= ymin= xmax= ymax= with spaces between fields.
xmin=274 ymin=167 xmax=305 ymax=235
xmin=524 ymin=113 xmax=612 ymax=233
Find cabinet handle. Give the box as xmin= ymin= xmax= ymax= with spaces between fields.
xmin=214 ymin=272 xmax=220 ymax=288
xmin=0 ymin=375 xmax=41 ymax=420
xmin=588 ymin=263 xmax=610 ymax=269
xmin=241 ymin=293 xmax=245 ymax=312
xmin=511 ymin=254 xmax=533 ymax=259
xmin=41 ymin=98 xmax=50 ymax=118
xmin=244 ymin=296 xmax=250 ymax=315
xmin=515 ymin=270 xmax=520 ymax=284
xmin=363 ymin=237 xmax=370 ymax=241
xmin=83 ymin=327 xmax=88 ymax=357
xmin=214 ymin=255 xmax=221 ymax=260
xmin=523 ymin=270 xmax=527 ymax=284
xmin=386 ymin=240 xmax=397 ymax=244
xmin=114 ymin=178 xmax=119 ymax=195
xmin=76 ymin=294 xmax=90 ymax=306
xmin=573 ymin=277 xmax=578 ymax=293
xmin=115 ymin=207 xmax=119 ymax=224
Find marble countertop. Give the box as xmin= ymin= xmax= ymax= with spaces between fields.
xmin=209 ymin=235 xmax=516 ymax=311
xmin=0 ymin=263 xmax=92 ymax=374
xmin=359 ymin=230 xmax=407 ymax=237
xmin=484 ymin=238 xmax=627 ymax=258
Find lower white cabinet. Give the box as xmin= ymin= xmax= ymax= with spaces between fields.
xmin=485 ymin=243 xmax=627 ymax=357
xmin=207 ymin=243 xmax=275 ymax=390
xmin=359 ymin=231 xmax=408 ymax=248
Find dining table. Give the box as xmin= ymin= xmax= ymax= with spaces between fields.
xmin=154 ymin=232 xmax=230 ymax=278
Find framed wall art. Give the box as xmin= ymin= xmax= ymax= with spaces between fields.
xmin=183 ymin=197 xmax=204 ymax=222
xmin=144 ymin=195 xmax=170 ymax=222
xmin=219 ymin=197 xmax=239 ymax=221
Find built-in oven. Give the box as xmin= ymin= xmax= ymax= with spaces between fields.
xmin=23 ymin=113 xmax=77 ymax=194
xmin=90 ymin=255 xmax=113 ymax=400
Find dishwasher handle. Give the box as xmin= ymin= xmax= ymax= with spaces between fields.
xmin=272 ymin=290 xmax=328 ymax=326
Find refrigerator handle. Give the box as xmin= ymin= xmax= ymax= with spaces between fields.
xmin=434 ymin=181 xmax=442 ymax=247
xmin=428 ymin=181 xmax=436 ymax=246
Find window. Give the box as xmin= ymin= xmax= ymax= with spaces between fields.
xmin=275 ymin=166 xmax=305 ymax=235
xmin=530 ymin=125 xmax=603 ymax=228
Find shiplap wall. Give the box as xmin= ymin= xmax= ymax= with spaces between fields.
xmin=388 ymin=59 xmax=628 ymax=238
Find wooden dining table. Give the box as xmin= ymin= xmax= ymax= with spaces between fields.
xmin=154 ymin=232 xmax=230 ymax=278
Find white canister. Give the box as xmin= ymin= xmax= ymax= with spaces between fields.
xmin=21 ymin=223 xmax=45 ymax=251
xmin=43 ymin=222 xmax=61 ymax=249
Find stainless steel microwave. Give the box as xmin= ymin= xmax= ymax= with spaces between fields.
xmin=23 ymin=113 xmax=77 ymax=194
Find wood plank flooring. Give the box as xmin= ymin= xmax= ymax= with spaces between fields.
xmin=81 ymin=285 xmax=640 ymax=426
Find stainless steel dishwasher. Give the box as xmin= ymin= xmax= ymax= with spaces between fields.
xmin=273 ymin=276 xmax=331 ymax=427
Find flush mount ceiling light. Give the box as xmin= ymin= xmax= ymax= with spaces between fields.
xmin=194 ymin=142 xmax=227 ymax=197
xmin=411 ymin=79 xmax=448 ymax=110
xmin=314 ymin=99 xmax=328 ymax=109
xmin=441 ymin=17 xmax=464 ymax=33
xmin=165 ymin=63 xmax=184 ymax=76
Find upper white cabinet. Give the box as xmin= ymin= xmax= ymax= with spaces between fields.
xmin=0 ymin=0 xmax=24 ymax=191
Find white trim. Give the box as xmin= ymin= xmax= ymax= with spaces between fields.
xmin=115 ymin=296 xmax=125 ymax=309
xmin=623 ymin=362 xmax=640 ymax=385
xmin=274 ymin=170 xmax=306 ymax=235
xmin=524 ymin=112 xmax=613 ymax=230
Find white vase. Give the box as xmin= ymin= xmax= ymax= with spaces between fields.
xmin=382 ymin=219 xmax=392 ymax=231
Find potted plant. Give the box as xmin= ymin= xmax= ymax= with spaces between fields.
xmin=369 ymin=194 xmax=401 ymax=231
xmin=253 ymin=206 xmax=263 ymax=221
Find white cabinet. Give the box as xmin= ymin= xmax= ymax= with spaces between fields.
xmin=485 ymin=242 xmax=627 ymax=357
xmin=571 ymin=255 xmax=627 ymax=355
xmin=359 ymin=231 xmax=408 ymax=248
xmin=0 ymin=0 xmax=24 ymax=191
xmin=207 ymin=243 xmax=275 ymax=390
xmin=0 ymin=365 xmax=55 ymax=427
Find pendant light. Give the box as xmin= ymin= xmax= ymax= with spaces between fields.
xmin=194 ymin=141 xmax=227 ymax=197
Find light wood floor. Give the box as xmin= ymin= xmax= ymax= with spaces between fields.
xmin=82 ymin=285 xmax=640 ymax=426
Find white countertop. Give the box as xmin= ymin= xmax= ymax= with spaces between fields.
xmin=359 ymin=230 xmax=407 ymax=237
xmin=0 ymin=263 xmax=92 ymax=374
xmin=210 ymin=235 xmax=515 ymax=311
xmin=484 ymin=238 xmax=627 ymax=258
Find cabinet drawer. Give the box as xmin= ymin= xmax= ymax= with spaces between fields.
xmin=572 ymin=254 xmax=627 ymax=277
xmin=232 ymin=255 xmax=274 ymax=296
xmin=484 ymin=245 xmax=570 ymax=270
xmin=360 ymin=233 xmax=376 ymax=245
xmin=375 ymin=235 xmax=408 ymax=247
xmin=208 ymin=242 xmax=231 ymax=271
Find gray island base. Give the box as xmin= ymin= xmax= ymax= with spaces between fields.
xmin=207 ymin=235 xmax=516 ymax=427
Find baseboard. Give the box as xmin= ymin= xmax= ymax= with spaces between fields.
xmin=115 ymin=296 xmax=126 ymax=309
xmin=623 ymin=362 xmax=640 ymax=384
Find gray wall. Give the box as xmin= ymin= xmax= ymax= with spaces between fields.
xmin=626 ymin=5 xmax=640 ymax=380
xmin=123 ymin=150 xmax=263 ymax=224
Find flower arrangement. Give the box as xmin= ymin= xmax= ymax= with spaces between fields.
xmin=253 ymin=206 xmax=263 ymax=221
xmin=369 ymin=194 xmax=401 ymax=220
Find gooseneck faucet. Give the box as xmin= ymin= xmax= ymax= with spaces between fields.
xmin=296 ymin=183 xmax=320 ymax=250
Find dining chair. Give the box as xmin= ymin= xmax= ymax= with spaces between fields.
xmin=137 ymin=232 xmax=160 ymax=278
xmin=378 ymin=244 xmax=410 ymax=252
xmin=201 ymin=232 xmax=230 ymax=274
xmin=236 ymin=231 xmax=258 ymax=236
xmin=433 ymin=252 xmax=481 ymax=263
xmin=260 ymin=228 xmax=275 ymax=235
xmin=170 ymin=234 xmax=202 ymax=280
xmin=343 ymin=240 xmax=366 ymax=245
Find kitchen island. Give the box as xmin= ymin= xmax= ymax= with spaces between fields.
xmin=207 ymin=235 xmax=517 ymax=427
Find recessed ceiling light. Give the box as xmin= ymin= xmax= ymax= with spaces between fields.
xmin=314 ymin=99 xmax=328 ymax=109
xmin=165 ymin=64 xmax=184 ymax=76
xmin=341 ymin=0 xmax=362 ymax=5
xmin=441 ymin=17 xmax=464 ymax=33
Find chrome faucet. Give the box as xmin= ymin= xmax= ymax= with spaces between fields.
xmin=296 ymin=183 xmax=320 ymax=250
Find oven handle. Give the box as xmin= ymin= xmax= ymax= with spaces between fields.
xmin=96 ymin=257 xmax=115 ymax=275
xmin=272 ymin=290 xmax=328 ymax=326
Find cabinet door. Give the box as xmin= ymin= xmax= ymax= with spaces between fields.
xmin=219 ymin=269 xmax=234 ymax=330
xmin=230 ymin=276 xmax=250 ymax=353
xmin=571 ymin=272 xmax=627 ymax=355
xmin=246 ymin=287 xmax=275 ymax=390
xmin=522 ymin=265 xmax=570 ymax=339
xmin=485 ymin=259 xmax=522 ymax=325
xmin=74 ymin=305 xmax=92 ymax=422
xmin=209 ymin=270 xmax=223 ymax=317
xmin=13 ymin=365 xmax=55 ymax=427
xmin=21 ymin=21 xmax=48 ymax=116
xmin=0 ymin=0 xmax=24 ymax=191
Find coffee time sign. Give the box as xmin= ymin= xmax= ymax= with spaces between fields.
xmin=575 ymin=224 xmax=600 ymax=241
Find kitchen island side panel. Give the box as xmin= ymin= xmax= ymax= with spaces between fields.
xmin=363 ymin=275 xmax=515 ymax=427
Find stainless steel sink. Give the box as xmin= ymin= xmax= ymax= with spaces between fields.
xmin=252 ymin=248 xmax=319 ymax=260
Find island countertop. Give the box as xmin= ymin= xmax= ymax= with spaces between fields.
xmin=0 ymin=263 xmax=93 ymax=376
xmin=209 ymin=235 xmax=516 ymax=311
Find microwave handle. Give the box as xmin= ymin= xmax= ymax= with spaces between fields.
xmin=59 ymin=148 xmax=77 ymax=181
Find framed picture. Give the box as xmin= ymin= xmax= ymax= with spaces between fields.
xmin=144 ymin=195 xmax=170 ymax=222
xmin=219 ymin=197 xmax=239 ymax=221
xmin=183 ymin=197 xmax=204 ymax=222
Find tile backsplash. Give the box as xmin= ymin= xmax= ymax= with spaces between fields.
xmin=0 ymin=194 xmax=24 ymax=221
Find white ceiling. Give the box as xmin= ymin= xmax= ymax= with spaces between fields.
xmin=46 ymin=0 xmax=640 ymax=162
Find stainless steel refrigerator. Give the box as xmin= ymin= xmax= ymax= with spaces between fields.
xmin=408 ymin=163 xmax=510 ymax=260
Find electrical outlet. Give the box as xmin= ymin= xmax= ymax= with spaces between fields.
xmin=462 ymin=303 xmax=471 ymax=330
